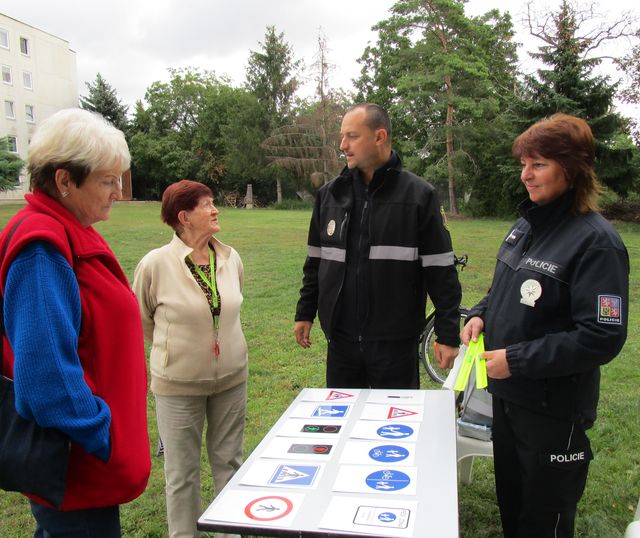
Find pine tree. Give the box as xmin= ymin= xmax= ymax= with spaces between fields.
xmin=0 ymin=137 xmax=24 ymax=191
xmin=520 ymin=1 xmax=638 ymax=195
xmin=246 ymin=26 xmax=302 ymax=203
xmin=80 ymin=73 xmax=129 ymax=134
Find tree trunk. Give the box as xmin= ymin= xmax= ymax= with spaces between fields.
xmin=276 ymin=178 xmax=283 ymax=204
xmin=444 ymin=75 xmax=458 ymax=216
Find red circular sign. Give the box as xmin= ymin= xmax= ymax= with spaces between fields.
xmin=244 ymin=495 xmax=294 ymax=521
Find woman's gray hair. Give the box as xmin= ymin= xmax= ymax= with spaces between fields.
xmin=28 ymin=108 xmax=130 ymax=196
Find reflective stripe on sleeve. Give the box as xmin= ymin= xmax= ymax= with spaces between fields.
xmin=307 ymin=245 xmax=346 ymax=263
xmin=420 ymin=251 xmax=455 ymax=267
xmin=308 ymin=246 xmax=322 ymax=258
xmin=369 ymin=245 xmax=418 ymax=261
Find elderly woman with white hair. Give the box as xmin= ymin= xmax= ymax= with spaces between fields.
xmin=0 ymin=108 xmax=150 ymax=537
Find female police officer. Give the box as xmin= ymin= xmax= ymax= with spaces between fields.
xmin=461 ymin=114 xmax=629 ymax=537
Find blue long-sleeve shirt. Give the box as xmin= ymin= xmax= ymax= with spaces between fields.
xmin=4 ymin=241 xmax=111 ymax=461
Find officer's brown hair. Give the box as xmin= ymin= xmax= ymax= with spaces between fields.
xmin=512 ymin=114 xmax=602 ymax=214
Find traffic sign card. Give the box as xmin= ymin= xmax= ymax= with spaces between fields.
xmin=299 ymin=389 xmax=361 ymax=402
xmin=261 ymin=436 xmax=337 ymax=461
xmin=200 ymin=489 xmax=305 ymax=528
xmin=290 ymin=402 xmax=352 ymax=419
xmin=332 ymin=465 xmax=418 ymax=495
xmin=339 ymin=440 xmax=415 ymax=466
xmin=275 ymin=419 xmax=345 ymax=438
xmin=318 ymin=496 xmax=418 ymax=537
xmin=365 ymin=390 xmax=426 ymax=406
xmin=360 ymin=403 xmax=424 ymax=422
xmin=349 ymin=420 xmax=421 ymax=442
xmin=239 ymin=459 xmax=324 ymax=489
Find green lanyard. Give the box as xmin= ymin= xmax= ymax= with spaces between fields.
xmin=454 ymin=333 xmax=487 ymax=391
xmin=189 ymin=247 xmax=219 ymax=311
xmin=189 ymin=246 xmax=221 ymax=356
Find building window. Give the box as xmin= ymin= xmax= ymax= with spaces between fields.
xmin=23 ymin=70 xmax=33 ymax=90
xmin=1 ymin=65 xmax=11 ymax=85
xmin=0 ymin=28 xmax=8 ymax=49
xmin=25 ymin=105 xmax=35 ymax=123
xmin=5 ymin=100 xmax=15 ymax=119
xmin=19 ymin=37 xmax=29 ymax=56
xmin=7 ymin=136 xmax=18 ymax=153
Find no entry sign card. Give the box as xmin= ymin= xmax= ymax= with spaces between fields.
xmin=319 ymin=496 xmax=418 ymax=537
xmin=349 ymin=420 xmax=421 ymax=442
xmin=339 ymin=440 xmax=416 ymax=466
xmin=299 ymin=388 xmax=361 ymax=402
xmin=201 ymin=489 xmax=305 ymax=528
xmin=332 ymin=465 xmax=418 ymax=495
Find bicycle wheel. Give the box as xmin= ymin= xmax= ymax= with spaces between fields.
xmin=420 ymin=308 xmax=468 ymax=384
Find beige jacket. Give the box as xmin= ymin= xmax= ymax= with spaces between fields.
xmin=133 ymin=233 xmax=248 ymax=396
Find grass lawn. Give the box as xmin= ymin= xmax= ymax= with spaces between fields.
xmin=0 ymin=201 xmax=638 ymax=537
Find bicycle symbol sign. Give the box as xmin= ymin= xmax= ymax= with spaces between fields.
xmin=365 ymin=469 xmax=411 ymax=491
xmin=368 ymin=445 xmax=409 ymax=463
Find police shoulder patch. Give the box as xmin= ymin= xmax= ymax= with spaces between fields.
xmin=597 ymin=294 xmax=622 ymax=325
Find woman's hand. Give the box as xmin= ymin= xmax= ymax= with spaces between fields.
xmin=482 ymin=349 xmax=511 ymax=379
xmin=460 ymin=316 xmax=484 ymax=345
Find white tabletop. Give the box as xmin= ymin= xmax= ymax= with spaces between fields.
xmin=198 ymin=388 xmax=458 ymax=537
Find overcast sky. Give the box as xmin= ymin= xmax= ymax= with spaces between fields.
xmin=2 ymin=0 xmax=638 ymax=119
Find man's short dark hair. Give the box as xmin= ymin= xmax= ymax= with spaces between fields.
xmin=348 ymin=103 xmax=392 ymax=139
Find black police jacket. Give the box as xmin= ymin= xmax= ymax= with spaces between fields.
xmin=468 ymin=190 xmax=629 ymax=424
xmin=295 ymin=155 xmax=462 ymax=345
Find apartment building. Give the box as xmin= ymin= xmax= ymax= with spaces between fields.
xmin=0 ymin=13 xmax=78 ymax=199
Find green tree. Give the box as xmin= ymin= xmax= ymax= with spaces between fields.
xmin=0 ymin=137 xmax=24 ymax=191
xmin=355 ymin=0 xmax=520 ymax=215
xmin=246 ymin=26 xmax=302 ymax=203
xmin=128 ymin=68 xmax=218 ymax=199
xmin=520 ymin=0 xmax=639 ymax=196
xmin=616 ymin=40 xmax=640 ymax=145
xmin=128 ymin=68 xmax=280 ymax=203
xmin=246 ymin=26 xmax=302 ymax=126
xmin=261 ymin=33 xmax=348 ymax=191
xmin=197 ymin=84 xmax=279 ymax=204
xmin=80 ymin=73 xmax=129 ymax=133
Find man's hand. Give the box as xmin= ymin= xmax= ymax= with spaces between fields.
xmin=435 ymin=342 xmax=459 ymax=369
xmin=293 ymin=321 xmax=313 ymax=348
xmin=460 ymin=316 xmax=484 ymax=346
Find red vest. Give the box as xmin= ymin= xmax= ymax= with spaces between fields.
xmin=0 ymin=191 xmax=150 ymax=510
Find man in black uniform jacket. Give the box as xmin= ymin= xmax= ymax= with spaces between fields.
xmin=294 ymin=103 xmax=462 ymax=389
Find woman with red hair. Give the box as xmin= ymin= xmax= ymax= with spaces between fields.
xmin=462 ymin=114 xmax=629 ymax=537
xmin=133 ymin=180 xmax=247 ymax=538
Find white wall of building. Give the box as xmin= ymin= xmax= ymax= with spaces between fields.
xmin=0 ymin=13 xmax=78 ymax=199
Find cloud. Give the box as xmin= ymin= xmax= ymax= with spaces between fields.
xmin=2 ymin=0 xmax=637 ymax=122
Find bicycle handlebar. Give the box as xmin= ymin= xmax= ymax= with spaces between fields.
xmin=454 ymin=254 xmax=468 ymax=270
